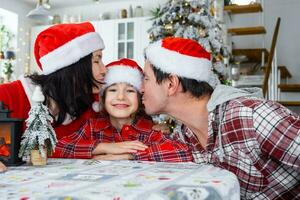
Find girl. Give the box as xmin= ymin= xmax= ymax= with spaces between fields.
xmin=53 ymin=58 xmax=192 ymax=162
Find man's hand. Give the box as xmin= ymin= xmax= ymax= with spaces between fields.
xmin=92 ymin=141 xmax=148 ymax=155
xmin=0 ymin=161 xmax=7 ymax=173
xmin=93 ymin=154 xmax=133 ymax=160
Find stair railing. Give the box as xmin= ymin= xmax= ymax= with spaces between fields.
xmin=262 ymin=17 xmax=281 ymax=99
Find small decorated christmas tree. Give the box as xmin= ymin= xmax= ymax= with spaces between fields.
xmin=19 ymin=86 xmax=57 ymax=165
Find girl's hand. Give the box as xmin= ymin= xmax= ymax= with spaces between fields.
xmin=93 ymin=154 xmax=133 ymax=160
xmin=152 ymin=123 xmax=170 ymax=134
xmin=0 ymin=161 xmax=7 ymax=173
xmin=93 ymin=141 xmax=148 ymax=155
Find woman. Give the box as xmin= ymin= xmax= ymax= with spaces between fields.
xmin=0 ymin=22 xmax=106 ymax=140
xmin=53 ymin=59 xmax=192 ymax=162
xmin=0 ymin=22 xmax=106 ymax=170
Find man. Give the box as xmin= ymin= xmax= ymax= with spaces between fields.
xmin=141 ymin=37 xmax=300 ymax=200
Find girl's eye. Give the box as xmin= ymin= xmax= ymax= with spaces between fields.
xmin=127 ymin=89 xmax=136 ymax=93
xmin=107 ymin=89 xmax=116 ymax=92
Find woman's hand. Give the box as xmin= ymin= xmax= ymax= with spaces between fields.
xmin=0 ymin=161 xmax=7 ymax=173
xmin=93 ymin=154 xmax=133 ymax=160
xmin=93 ymin=141 xmax=148 ymax=155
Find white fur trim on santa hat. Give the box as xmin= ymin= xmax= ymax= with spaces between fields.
xmin=103 ymin=65 xmax=143 ymax=91
xmin=40 ymin=32 xmax=104 ymax=75
xmin=145 ymin=40 xmax=212 ymax=83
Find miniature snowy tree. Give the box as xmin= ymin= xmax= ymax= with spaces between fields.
xmin=19 ymin=86 xmax=57 ymax=163
xmin=148 ymin=0 xmax=229 ymax=84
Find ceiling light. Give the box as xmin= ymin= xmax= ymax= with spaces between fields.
xmin=27 ymin=0 xmax=53 ymax=20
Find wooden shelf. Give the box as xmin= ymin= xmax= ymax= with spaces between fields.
xmin=232 ymin=48 xmax=269 ymax=63
xmin=228 ymin=26 xmax=266 ymax=35
xmin=224 ymin=3 xmax=263 ymax=14
xmin=278 ymin=101 xmax=300 ymax=107
xmin=278 ymin=84 xmax=300 ymax=92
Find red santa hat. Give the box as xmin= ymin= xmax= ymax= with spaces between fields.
xmin=145 ymin=37 xmax=214 ymax=84
xmin=34 ymin=22 xmax=105 ymax=75
xmin=102 ymin=58 xmax=143 ymax=92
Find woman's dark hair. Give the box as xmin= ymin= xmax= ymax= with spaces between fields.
xmin=28 ymin=53 xmax=100 ymax=126
xmin=151 ymin=64 xmax=214 ymax=98
xmin=100 ymin=84 xmax=146 ymax=119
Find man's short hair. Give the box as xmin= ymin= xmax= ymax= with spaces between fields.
xmin=150 ymin=63 xmax=213 ymax=98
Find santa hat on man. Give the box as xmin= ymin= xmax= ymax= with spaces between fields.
xmin=102 ymin=58 xmax=143 ymax=93
xmin=145 ymin=37 xmax=219 ymax=87
xmin=34 ymin=22 xmax=104 ymax=75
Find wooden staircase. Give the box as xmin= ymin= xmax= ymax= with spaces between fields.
xmin=228 ymin=26 xmax=266 ymax=36
xmin=224 ymin=3 xmax=262 ymax=14
xmin=224 ymin=4 xmax=300 ymax=108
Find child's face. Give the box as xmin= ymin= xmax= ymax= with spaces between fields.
xmin=105 ymin=83 xmax=139 ymax=119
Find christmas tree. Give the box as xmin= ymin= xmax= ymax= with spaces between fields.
xmin=19 ymin=86 xmax=57 ymax=161
xmin=148 ymin=0 xmax=229 ymax=83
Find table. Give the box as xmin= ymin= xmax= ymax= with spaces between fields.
xmin=0 ymin=159 xmax=240 ymax=200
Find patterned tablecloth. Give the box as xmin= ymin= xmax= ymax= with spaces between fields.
xmin=0 ymin=159 xmax=240 ymax=200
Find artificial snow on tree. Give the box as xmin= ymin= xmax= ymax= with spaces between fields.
xmin=148 ymin=0 xmax=229 ymax=84
xmin=19 ymin=86 xmax=57 ymax=164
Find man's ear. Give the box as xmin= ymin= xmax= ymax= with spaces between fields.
xmin=167 ymin=74 xmax=180 ymax=96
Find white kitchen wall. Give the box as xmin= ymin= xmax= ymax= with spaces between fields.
xmin=1 ymin=0 xmax=33 ymax=77
xmin=51 ymin=0 xmax=168 ymax=22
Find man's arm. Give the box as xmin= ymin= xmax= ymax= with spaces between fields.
xmin=253 ymin=101 xmax=300 ymax=171
xmin=133 ymin=130 xmax=193 ymax=162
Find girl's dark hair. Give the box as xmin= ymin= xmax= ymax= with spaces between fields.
xmin=28 ymin=53 xmax=100 ymax=126
xmin=100 ymin=84 xmax=146 ymax=119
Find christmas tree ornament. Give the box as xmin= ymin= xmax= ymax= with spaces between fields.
xmin=164 ymin=24 xmax=174 ymax=33
xmin=198 ymin=28 xmax=206 ymax=37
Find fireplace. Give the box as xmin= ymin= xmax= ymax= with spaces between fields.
xmin=0 ymin=101 xmax=24 ymax=166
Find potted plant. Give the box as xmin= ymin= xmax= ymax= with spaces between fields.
xmin=19 ymin=86 xmax=57 ymax=166
xmin=2 ymin=61 xmax=13 ymax=82
xmin=0 ymin=25 xmax=15 ymax=59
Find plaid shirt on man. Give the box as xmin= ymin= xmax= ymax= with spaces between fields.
xmin=173 ymin=96 xmax=300 ymax=200
xmin=53 ymin=115 xmax=192 ymax=162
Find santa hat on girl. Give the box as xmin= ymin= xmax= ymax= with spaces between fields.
xmin=102 ymin=58 xmax=143 ymax=92
xmin=145 ymin=37 xmax=218 ymax=87
xmin=34 ymin=22 xmax=104 ymax=75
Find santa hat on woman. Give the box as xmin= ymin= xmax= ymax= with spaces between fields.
xmin=34 ymin=22 xmax=105 ymax=75
xmin=31 ymin=22 xmax=105 ymax=114
xmin=102 ymin=58 xmax=143 ymax=93
xmin=145 ymin=37 xmax=219 ymax=87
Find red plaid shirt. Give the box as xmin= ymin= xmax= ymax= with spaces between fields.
xmin=53 ymin=115 xmax=192 ymax=162
xmin=173 ymin=97 xmax=300 ymax=200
